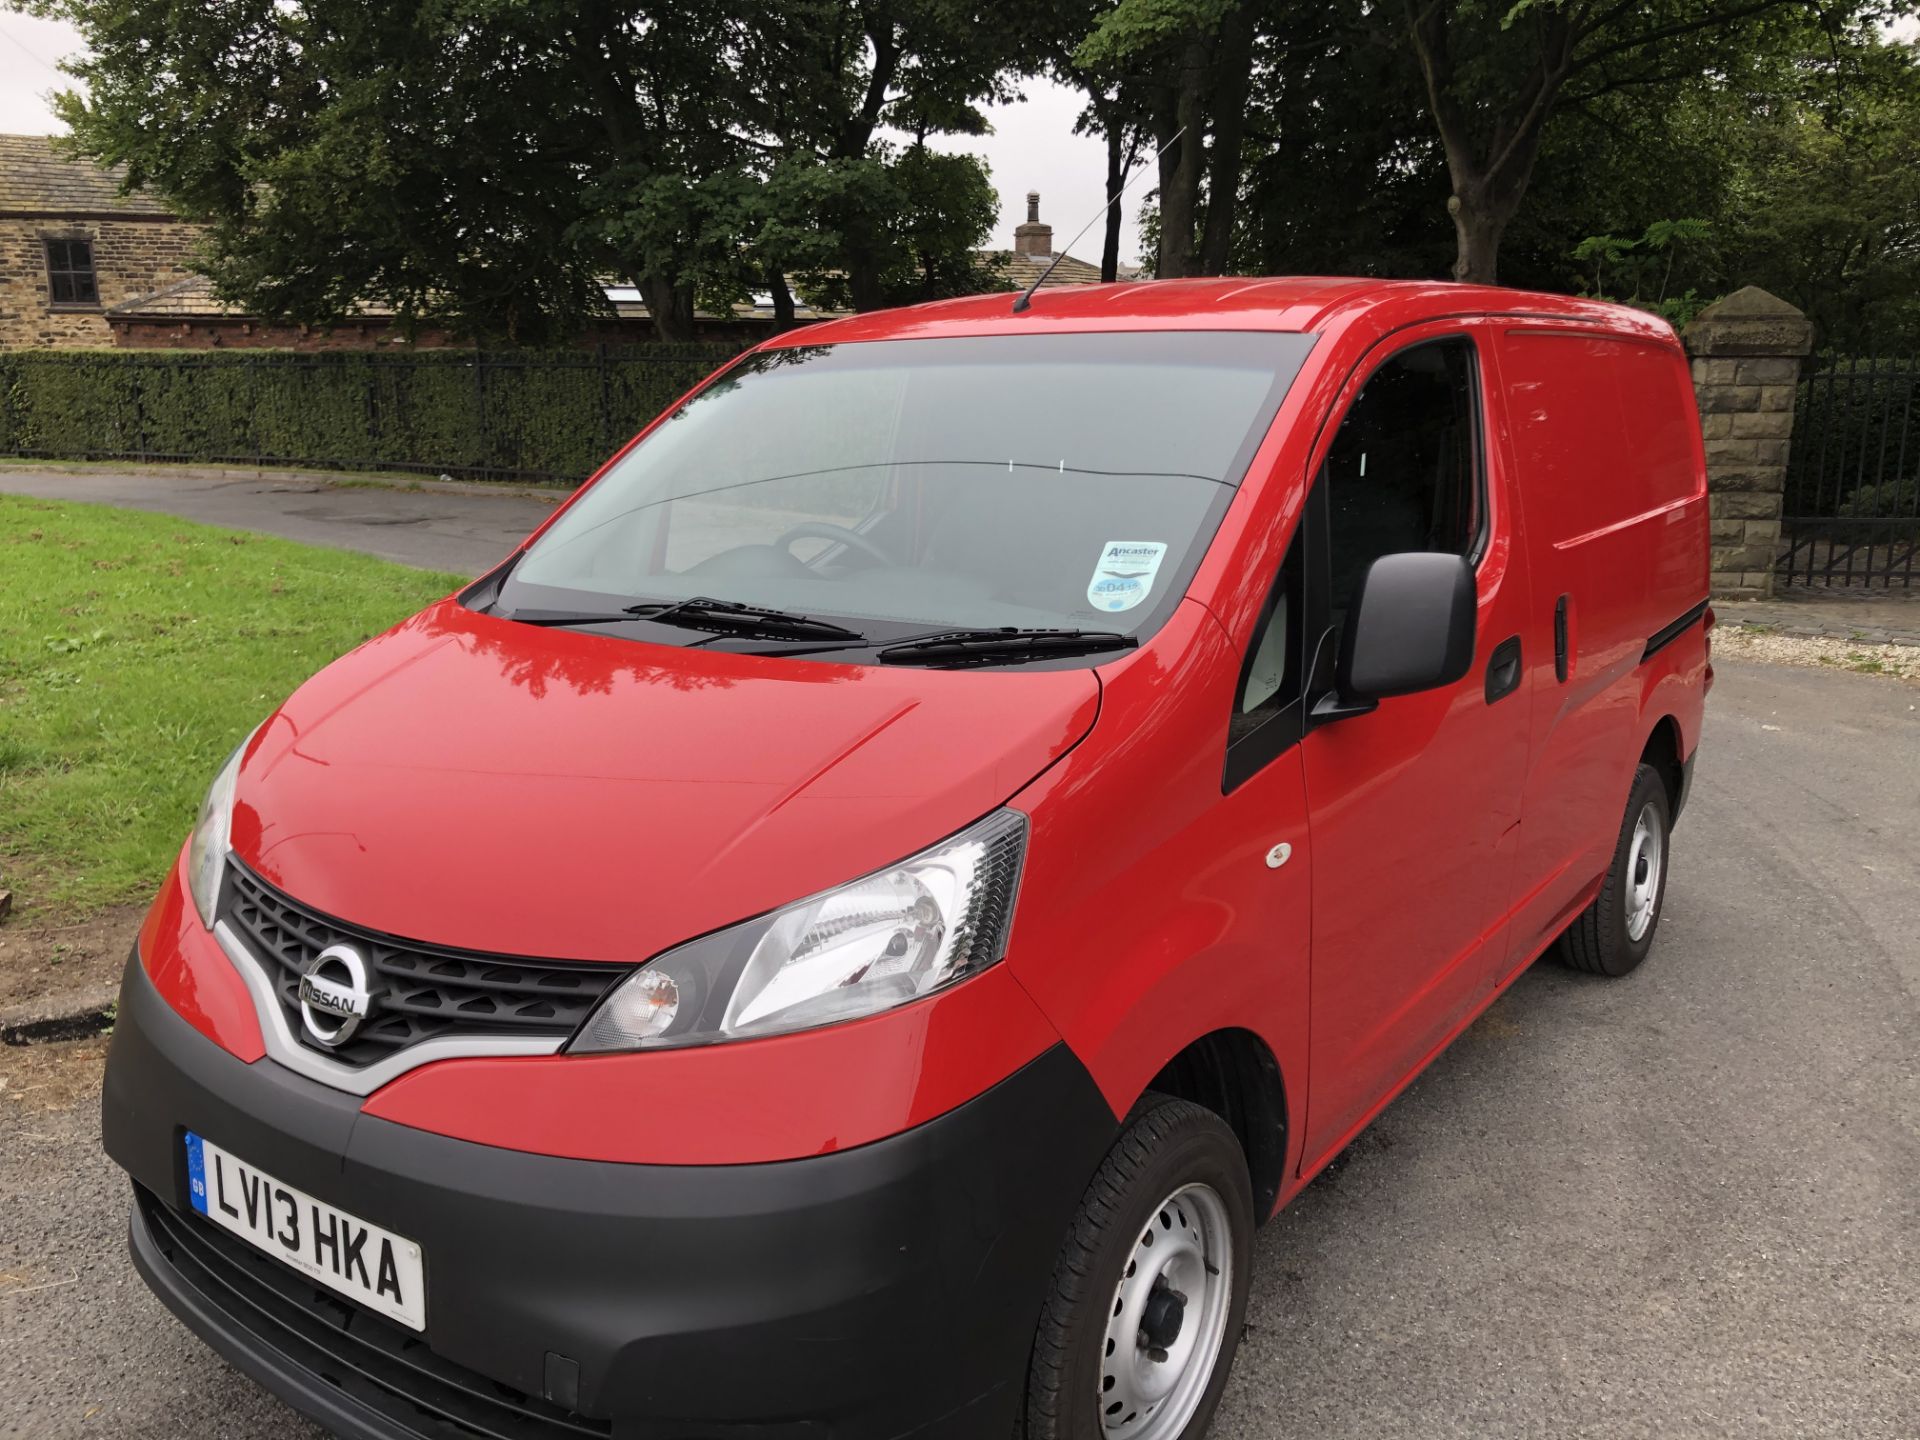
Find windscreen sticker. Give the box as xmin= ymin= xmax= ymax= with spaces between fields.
xmin=1087 ymin=541 xmax=1169 ymax=614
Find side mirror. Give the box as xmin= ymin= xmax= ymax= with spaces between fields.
xmin=1323 ymin=552 xmax=1476 ymax=716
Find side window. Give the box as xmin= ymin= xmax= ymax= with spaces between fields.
xmin=1323 ymin=337 xmax=1481 ymax=615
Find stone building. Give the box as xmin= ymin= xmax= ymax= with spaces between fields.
xmin=0 ymin=134 xmax=203 ymax=350
xmin=984 ymin=192 xmax=1116 ymax=291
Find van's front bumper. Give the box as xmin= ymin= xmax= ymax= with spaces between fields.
xmin=104 ymin=951 xmax=1118 ymax=1439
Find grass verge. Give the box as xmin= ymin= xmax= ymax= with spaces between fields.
xmin=0 ymin=495 xmax=462 ymax=914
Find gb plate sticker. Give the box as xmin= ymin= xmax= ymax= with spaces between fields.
xmin=1086 ymin=541 xmax=1168 ymax=614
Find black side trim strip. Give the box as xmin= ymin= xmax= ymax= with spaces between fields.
xmin=1642 ymin=599 xmax=1709 ymax=663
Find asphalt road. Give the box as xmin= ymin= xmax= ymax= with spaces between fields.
xmin=1 ymin=656 xmax=1915 ymax=1439
xmin=0 ymin=467 xmax=559 ymax=575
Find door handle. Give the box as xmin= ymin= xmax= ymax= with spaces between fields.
xmin=1553 ymin=594 xmax=1571 ymax=682
xmin=1485 ymin=635 xmax=1522 ymax=703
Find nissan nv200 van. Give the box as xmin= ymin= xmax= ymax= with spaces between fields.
xmin=103 ymin=277 xmax=1711 ymax=1440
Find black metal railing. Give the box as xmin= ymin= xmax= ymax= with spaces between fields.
xmin=0 ymin=344 xmax=745 ymax=485
xmin=1780 ymin=355 xmax=1919 ymax=589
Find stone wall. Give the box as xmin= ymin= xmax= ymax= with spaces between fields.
xmin=1682 ymin=287 xmax=1815 ymax=600
xmin=0 ymin=218 xmax=202 ymax=349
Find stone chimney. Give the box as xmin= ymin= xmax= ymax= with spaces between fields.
xmin=1013 ymin=191 xmax=1053 ymax=257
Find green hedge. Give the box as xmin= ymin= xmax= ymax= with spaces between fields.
xmin=0 ymin=345 xmax=743 ymax=484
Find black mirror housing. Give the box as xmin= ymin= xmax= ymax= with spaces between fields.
xmin=1336 ymin=552 xmax=1477 ymax=702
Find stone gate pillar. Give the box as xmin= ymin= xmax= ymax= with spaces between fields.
xmin=1681 ymin=287 xmax=1816 ymax=599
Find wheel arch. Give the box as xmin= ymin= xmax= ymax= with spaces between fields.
xmin=1640 ymin=713 xmax=1686 ymax=815
xmin=1141 ymin=1027 xmax=1289 ymax=1221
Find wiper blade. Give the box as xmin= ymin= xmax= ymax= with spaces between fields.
xmin=500 ymin=596 xmax=864 ymax=642
xmin=626 ymin=596 xmax=865 ymax=641
xmin=498 ymin=609 xmax=654 ymax=628
xmin=875 ymin=627 xmax=1138 ymax=667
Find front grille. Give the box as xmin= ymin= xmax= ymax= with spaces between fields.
xmin=220 ymin=858 xmax=630 ymax=1068
xmin=136 ymin=1187 xmax=610 ymax=1438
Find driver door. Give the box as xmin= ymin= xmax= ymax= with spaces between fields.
xmin=1299 ymin=326 xmax=1533 ymax=1168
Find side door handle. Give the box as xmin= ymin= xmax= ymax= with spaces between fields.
xmin=1485 ymin=634 xmax=1522 ymax=704
xmin=1553 ymin=594 xmax=1571 ymax=682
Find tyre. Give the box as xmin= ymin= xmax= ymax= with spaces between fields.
xmin=1023 ymin=1094 xmax=1254 ymax=1440
xmin=1558 ymin=762 xmax=1672 ymax=977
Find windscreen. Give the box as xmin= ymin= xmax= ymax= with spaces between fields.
xmin=500 ymin=331 xmax=1314 ymax=647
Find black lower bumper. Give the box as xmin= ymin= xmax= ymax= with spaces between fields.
xmin=105 ymin=953 xmax=1118 ymax=1438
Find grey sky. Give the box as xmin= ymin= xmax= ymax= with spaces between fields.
xmin=0 ymin=10 xmax=1149 ymax=268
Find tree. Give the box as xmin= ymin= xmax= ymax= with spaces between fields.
xmin=772 ymin=144 xmax=1004 ymax=312
xmin=1075 ymin=0 xmax=1262 ymax=277
xmin=737 ymin=0 xmax=1026 ymax=315
xmin=1030 ymin=0 xmax=1152 ymax=282
xmin=29 ymin=0 xmax=770 ymax=340
xmin=27 ymin=0 xmax=1023 ymax=341
xmin=1089 ymin=99 xmax=1148 ymax=282
xmin=1714 ymin=33 xmax=1920 ymax=351
xmin=1228 ymin=4 xmax=1452 ymax=278
xmin=1398 ymin=0 xmax=1879 ymax=285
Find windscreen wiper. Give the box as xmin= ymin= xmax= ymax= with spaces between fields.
xmin=627 ymin=597 xmax=865 ymax=640
xmin=875 ymin=627 xmax=1139 ymax=667
xmin=501 ymin=596 xmax=865 ymax=642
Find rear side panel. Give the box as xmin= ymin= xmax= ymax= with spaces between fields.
xmin=1492 ymin=327 xmax=1708 ymax=966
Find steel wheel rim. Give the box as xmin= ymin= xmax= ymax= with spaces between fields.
xmin=1098 ymin=1182 xmax=1234 ymax=1439
xmin=1625 ymin=802 xmax=1664 ymax=942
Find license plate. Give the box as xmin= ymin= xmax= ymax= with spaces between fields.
xmin=185 ymin=1132 xmax=425 ymax=1331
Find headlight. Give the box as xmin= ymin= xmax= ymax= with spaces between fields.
xmin=186 ymin=730 xmax=256 ymax=927
xmin=569 ymin=809 xmax=1028 ymax=1053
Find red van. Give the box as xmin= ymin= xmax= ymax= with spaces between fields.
xmin=103 ymin=279 xmax=1710 ymax=1440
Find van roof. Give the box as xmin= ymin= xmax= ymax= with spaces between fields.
xmin=772 ymin=276 xmax=1679 ymax=351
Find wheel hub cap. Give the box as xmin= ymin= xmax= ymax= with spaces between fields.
xmin=1625 ymin=802 xmax=1664 ymax=943
xmin=1099 ymin=1183 xmax=1233 ymax=1438
xmin=1139 ymin=1282 xmax=1187 ymax=1353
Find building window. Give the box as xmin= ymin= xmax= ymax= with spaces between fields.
xmin=44 ymin=238 xmax=100 ymax=306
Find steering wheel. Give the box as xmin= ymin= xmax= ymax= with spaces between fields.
xmin=775 ymin=521 xmax=895 ymax=568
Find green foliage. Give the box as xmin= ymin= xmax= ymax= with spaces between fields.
xmin=1074 ymin=0 xmax=1237 ymax=69
xmin=1835 ymin=475 xmax=1918 ymax=519
xmin=35 ymin=0 xmax=1023 ymax=339
xmin=1527 ymin=30 xmax=1920 ymax=350
xmin=1711 ymin=36 xmax=1920 ymax=353
xmin=1070 ymin=0 xmax=1260 ymax=277
xmin=1218 ymin=2 xmax=1920 ymax=350
xmin=1228 ymin=4 xmax=1450 ymax=279
xmin=0 ymin=347 xmax=740 ymax=483
xmin=23 ymin=0 xmax=1920 ymax=346
xmin=789 ymin=146 xmax=1007 ymax=310
xmin=1571 ymin=218 xmax=1714 ymax=326
xmin=0 ymin=496 xmax=460 ymax=911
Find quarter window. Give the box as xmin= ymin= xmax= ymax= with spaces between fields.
xmin=1233 ymin=535 xmax=1301 ymax=739
xmin=1223 ymin=530 xmax=1305 ymax=789
xmin=1322 ymin=337 xmax=1480 ymax=615
xmin=45 ymin=238 xmax=99 ymax=306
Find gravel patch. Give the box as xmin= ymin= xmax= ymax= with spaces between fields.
xmin=1716 ymin=622 xmax=1920 ymax=682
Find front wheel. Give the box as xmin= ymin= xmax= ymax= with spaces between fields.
xmin=1558 ymin=761 xmax=1672 ymax=977
xmin=1023 ymin=1094 xmax=1254 ymax=1440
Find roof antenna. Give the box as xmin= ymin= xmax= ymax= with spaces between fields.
xmin=1011 ymin=126 xmax=1187 ymax=314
